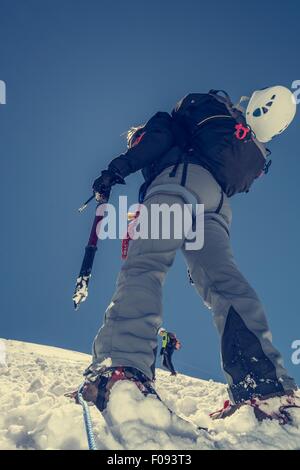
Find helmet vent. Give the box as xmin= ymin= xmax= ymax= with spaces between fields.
xmin=252 ymin=99 xmax=275 ymax=118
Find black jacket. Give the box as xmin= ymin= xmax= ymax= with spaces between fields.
xmin=108 ymin=111 xmax=195 ymax=184
xmin=108 ymin=112 xmax=175 ymax=178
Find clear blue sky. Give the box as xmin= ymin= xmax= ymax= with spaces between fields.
xmin=1 ymin=0 xmax=299 ymax=385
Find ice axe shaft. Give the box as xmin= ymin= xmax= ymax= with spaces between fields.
xmin=78 ymin=194 xmax=95 ymax=213
xmin=73 ymin=202 xmax=107 ymax=310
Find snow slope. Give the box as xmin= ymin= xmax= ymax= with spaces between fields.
xmin=0 ymin=339 xmax=299 ymax=450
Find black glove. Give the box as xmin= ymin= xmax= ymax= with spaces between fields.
xmin=92 ymin=169 xmax=125 ymax=202
xmin=160 ymin=348 xmax=164 ymax=356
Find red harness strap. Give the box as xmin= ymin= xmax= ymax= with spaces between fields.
xmin=121 ymin=210 xmax=141 ymax=260
xmin=121 ymin=236 xmax=130 ymax=260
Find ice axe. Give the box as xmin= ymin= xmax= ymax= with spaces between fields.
xmin=78 ymin=195 xmax=95 ymax=213
xmin=73 ymin=194 xmax=107 ymax=310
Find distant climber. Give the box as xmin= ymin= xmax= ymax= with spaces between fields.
xmin=159 ymin=328 xmax=181 ymax=376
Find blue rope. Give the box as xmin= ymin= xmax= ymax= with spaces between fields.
xmin=78 ymin=384 xmax=98 ymax=450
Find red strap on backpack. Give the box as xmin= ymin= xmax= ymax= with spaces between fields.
xmin=130 ymin=131 xmax=146 ymax=148
xmin=235 ymin=123 xmax=251 ymax=140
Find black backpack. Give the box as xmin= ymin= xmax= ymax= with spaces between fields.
xmin=171 ymin=90 xmax=271 ymax=197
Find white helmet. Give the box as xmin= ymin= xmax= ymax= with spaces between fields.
xmin=245 ymin=86 xmax=297 ymax=143
xmin=158 ymin=327 xmax=166 ymax=335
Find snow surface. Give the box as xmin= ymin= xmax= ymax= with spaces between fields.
xmin=0 ymin=339 xmax=299 ymax=450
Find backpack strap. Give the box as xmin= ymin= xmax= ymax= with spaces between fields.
xmin=215 ymin=190 xmax=224 ymax=214
xmin=209 ymin=89 xmax=234 ymax=105
xmin=169 ymin=160 xmax=181 ymax=178
xmin=169 ymin=157 xmax=189 ymax=186
xmin=181 ymin=162 xmax=188 ymax=187
xmin=169 ymin=116 xmax=190 ymax=182
xmin=209 ymin=89 xmax=241 ymax=121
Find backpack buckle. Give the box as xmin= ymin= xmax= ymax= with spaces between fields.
xmin=263 ymin=159 xmax=272 ymax=174
xmin=235 ymin=123 xmax=251 ymax=140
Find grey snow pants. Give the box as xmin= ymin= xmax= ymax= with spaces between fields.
xmin=92 ymin=164 xmax=296 ymax=403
